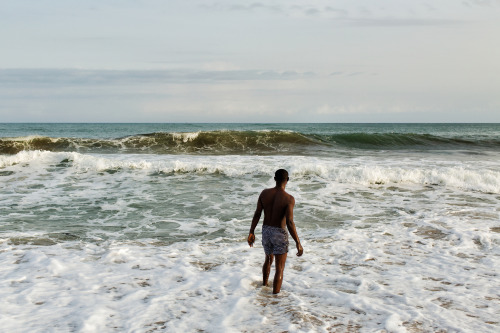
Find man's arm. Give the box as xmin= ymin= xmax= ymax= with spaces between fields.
xmin=248 ymin=193 xmax=263 ymax=247
xmin=285 ymin=196 xmax=303 ymax=256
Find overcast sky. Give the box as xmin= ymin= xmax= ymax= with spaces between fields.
xmin=1 ymin=0 xmax=499 ymax=122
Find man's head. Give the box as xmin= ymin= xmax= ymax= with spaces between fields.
xmin=274 ymin=169 xmax=289 ymax=184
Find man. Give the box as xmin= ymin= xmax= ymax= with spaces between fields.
xmin=247 ymin=169 xmax=303 ymax=294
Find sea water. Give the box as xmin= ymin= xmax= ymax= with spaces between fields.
xmin=0 ymin=123 xmax=499 ymax=332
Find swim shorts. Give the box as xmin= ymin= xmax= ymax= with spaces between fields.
xmin=262 ymin=225 xmax=289 ymax=255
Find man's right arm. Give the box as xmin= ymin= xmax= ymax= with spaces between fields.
xmin=285 ymin=197 xmax=303 ymax=256
xmin=248 ymin=193 xmax=263 ymax=247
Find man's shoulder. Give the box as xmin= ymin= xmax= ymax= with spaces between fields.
xmin=282 ymin=191 xmax=294 ymax=203
xmin=261 ymin=188 xmax=273 ymax=195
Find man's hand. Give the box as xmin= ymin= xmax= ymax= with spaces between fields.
xmin=248 ymin=233 xmax=255 ymax=247
xmin=296 ymin=243 xmax=303 ymax=256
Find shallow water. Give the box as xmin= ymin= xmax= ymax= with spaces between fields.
xmin=1 ymin=123 xmax=499 ymax=332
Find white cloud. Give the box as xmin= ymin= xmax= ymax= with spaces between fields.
xmin=315 ymin=103 xmax=415 ymax=116
xmin=201 ymin=62 xmax=241 ymax=71
xmin=463 ymin=0 xmax=500 ymax=6
xmin=0 ymin=69 xmax=316 ymax=87
xmin=199 ymin=1 xmax=477 ymax=26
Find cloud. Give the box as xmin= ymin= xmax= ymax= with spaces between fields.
xmin=315 ymin=104 xmax=373 ymax=115
xmin=315 ymin=103 xmax=425 ymax=116
xmin=229 ymin=2 xmax=282 ymax=13
xmin=200 ymin=2 xmax=283 ymax=14
xmin=203 ymin=2 xmax=348 ymax=18
xmin=463 ymin=0 xmax=500 ymax=6
xmin=0 ymin=69 xmax=316 ymax=86
xmin=200 ymin=2 xmax=465 ymax=26
xmin=344 ymin=17 xmax=462 ymax=27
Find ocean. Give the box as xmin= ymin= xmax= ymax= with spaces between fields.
xmin=0 ymin=123 xmax=499 ymax=332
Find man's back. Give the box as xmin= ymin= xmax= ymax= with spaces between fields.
xmin=260 ymin=188 xmax=294 ymax=229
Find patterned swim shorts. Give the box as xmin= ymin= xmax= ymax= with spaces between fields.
xmin=262 ymin=225 xmax=289 ymax=255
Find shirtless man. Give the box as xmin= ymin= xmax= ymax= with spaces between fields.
xmin=247 ymin=169 xmax=303 ymax=294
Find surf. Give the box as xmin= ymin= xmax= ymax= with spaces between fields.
xmin=2 ymin=130 xmax=499 ymax=155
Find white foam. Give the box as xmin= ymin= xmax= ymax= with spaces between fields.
xmin=1 ymin=219 xmax=498 ymax=332
xmin=171 ymin=132 xmax=200 ymax=142
xmin=0 ymin=150 xmax=49 ymax=167
xmin=2 ymin=151 xmax=499 ymax=193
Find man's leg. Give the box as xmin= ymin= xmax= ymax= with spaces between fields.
xmin=263 ymin=254 xmax=274 ymax=286
xmin=273 ymin=253 xmax=287 ymax=294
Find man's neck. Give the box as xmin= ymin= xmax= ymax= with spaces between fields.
xmin=275 ymin=183 xmax=286 ymax=190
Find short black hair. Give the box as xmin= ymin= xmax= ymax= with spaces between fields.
xmin=275 ymin=169 xmax=289 ymax=182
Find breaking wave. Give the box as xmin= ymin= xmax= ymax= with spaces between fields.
xmin=1 ymin=130 xmax=499 ymax=155
xmin=2 ymin=151 xmax=499 ymax=194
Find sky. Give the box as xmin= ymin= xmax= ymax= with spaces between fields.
xmin=1 ymin=0 xmax=499 ymax=123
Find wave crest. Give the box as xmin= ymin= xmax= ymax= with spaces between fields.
xmin=0 ymin=130 xmax=317 ymax=155
xmin=1 ymin=130 xmax=499 ymax=155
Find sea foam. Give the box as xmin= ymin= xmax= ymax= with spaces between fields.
xmin=2 ymin=150 xmax=499 ymax=193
